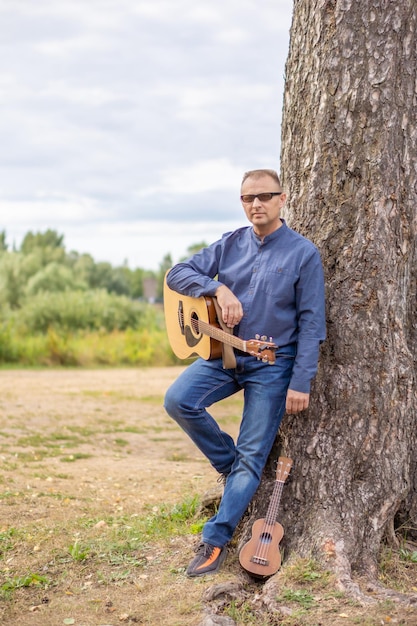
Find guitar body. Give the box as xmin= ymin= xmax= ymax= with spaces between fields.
xmin=239 ymin=519 xmax=284 ymax=578
xmin=164 ymin=274 xmax=277 ymax=362
xmin=163 ymin=279 xmax=222 ymax=360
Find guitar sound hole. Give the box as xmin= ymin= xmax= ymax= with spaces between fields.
xmin=190 ymin=312 xmax=200 ymax=335
xmin=260 ymin=532 xmax=272 ymax=544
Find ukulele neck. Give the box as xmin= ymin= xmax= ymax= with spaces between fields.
xmin=264 ymin=480 xmax=284 ymax=525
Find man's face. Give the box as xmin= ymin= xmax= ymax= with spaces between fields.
xmin=240 ymin=174 xmax=287 ymax=237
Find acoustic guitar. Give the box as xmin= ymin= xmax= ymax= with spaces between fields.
xmin=163 ymin=278 xmax=277 ymax=363
xmin=239 ymin=456 xmax=293 ymax=578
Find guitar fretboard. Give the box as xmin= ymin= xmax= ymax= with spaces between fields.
xmin=191 ymin=317 xmax=246 ymax=352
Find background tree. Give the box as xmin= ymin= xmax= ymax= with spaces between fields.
xmin=240 ymin=0 xmax=417 ymax=605
xmin=20 ymin=229 xmax=65 ymax=253
xmin=157 ymin=252 xmax=174 ymax=300
xmin=0 ymin=228 xmax=165 ymax=310
xmin=83 ymin=261 xmax=128 ymax=295
xmin=181 ymin=241 xmax=208 ymax=260
xmin=0 ymin=230 xmax=8 ymax=253
xmin=25 ymin=262 xmax=87 ymax=296
xmin=0 ymin=253 xmax=24 ymax=309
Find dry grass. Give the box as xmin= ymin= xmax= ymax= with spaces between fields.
xmin=0 ymin=368 xmax=416 ymax=626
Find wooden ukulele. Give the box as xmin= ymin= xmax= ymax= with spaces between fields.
xmin=239 ymin=456 xmax=293 ymax=578
xmin=163 ymin=277 xmax=277 ymax=363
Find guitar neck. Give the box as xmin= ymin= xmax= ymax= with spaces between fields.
xmin=264 ymin=480 xmax=284 ymax=525
xmin=197 ymin=318 xmax=246 ymax=352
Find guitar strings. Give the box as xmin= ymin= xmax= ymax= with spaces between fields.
xmin=186 ymin=309 xmax=243 ymax=349
xmin=179 ymin=304 xmax=276 ymax=361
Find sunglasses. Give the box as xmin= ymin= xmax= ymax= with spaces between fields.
xmin=240 ymin=192 xmax=282 ymax=203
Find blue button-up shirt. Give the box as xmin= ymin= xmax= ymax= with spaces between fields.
xmin=166 ymin=220 xmax=326 ymax=393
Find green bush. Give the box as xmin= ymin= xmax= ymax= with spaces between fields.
xmin=0 ymin=322 xmax=19 ymax=363
xmin=0 ymin=301 xmax=178 ymax=367
xmin=25 ymin=263 xmax=87 ymax=296
xmin=15 ymin=289 xmax=146 ymax=333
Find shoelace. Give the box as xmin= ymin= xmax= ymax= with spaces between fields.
xmin=196 ymin=542 xmax=215 ymax=556
xmin=216 ymin=473 xmax=228 ymax=485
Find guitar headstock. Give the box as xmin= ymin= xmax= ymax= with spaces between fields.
xmin=246 ymin=338 xmax=277 ymax=364
xmin=276 ymin=456 xmax=293 ymax=483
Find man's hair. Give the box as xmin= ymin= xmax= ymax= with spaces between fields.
xmin=241 ymin=169 xmax=281 ymax=187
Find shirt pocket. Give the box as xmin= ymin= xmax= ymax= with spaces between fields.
xmin=261 ymin=267 xmax=295 ymax=300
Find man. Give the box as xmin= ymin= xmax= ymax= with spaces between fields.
xmin=164 ymin=169 xmax=326 ymax=577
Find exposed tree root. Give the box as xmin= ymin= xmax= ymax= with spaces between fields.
xmin=321 ymin=540 xmax=417 ymax=607
xmin=262 ymin=572 xmax=374 ymax=609
xmin=251 ymin=575 xmax=297 ymax=617
xmin=198 ymin=615 xmax=237 ymax=626
xmin=365 ymin=580 xmax=417 ymax=606
xmin=198 ymin=535 xmax=417 ymax=626
xmin=251 ymin=563 xmax=417 ymax=614
xmin=201 ymin=580 xmax=246 ymax=604
xmin=197 ymin=567 xmax=417 ymax=626
xmin=198 ymin=581 xmax=246 ymax=626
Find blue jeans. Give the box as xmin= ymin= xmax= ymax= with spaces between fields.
xmin=164 ymin=347 xmax=295 ymax=548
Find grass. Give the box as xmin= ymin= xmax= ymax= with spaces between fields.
xmin=1 ymin=368 xmax=416 ymax=626
xmin=280 ymin=556 xmax=334 ymax=589
xmin=2 ymin=494 xmax=416 ymax=626
xmin=277 ymin=587 xmax=316 ymax=609
xmin=60 ymin=453 xmax=93 ymax=462
xmin=217 ymin=550 xmax=417 ymax=626
xmin=1 ymin=573 xmax=50 ymax=597
xmin=399 ymin=547 xmax=417 ymax=563
xmin=379 ymin=544 xmax=417 ymax=592
xmin=0 ymin=496 xmax=202 ymax=605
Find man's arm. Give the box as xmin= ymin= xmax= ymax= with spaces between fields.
xmin=215 ymin=284 xmax=244 ymax=329
xmin=166 ymin=239 xmax=224 ymax=298
xmin=289 ymin=247 xmax=326 ymax=395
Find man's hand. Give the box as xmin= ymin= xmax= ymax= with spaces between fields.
xmin=286 ymin=389 xmax=310 ymax=414
xmin=215 ymin=284 xmax=244 ymax=328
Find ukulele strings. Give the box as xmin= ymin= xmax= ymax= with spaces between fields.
xmin=252 ymin=480 xmax=284 ymax=563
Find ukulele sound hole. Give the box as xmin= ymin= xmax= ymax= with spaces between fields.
xmin=260 ymin=532 xmax=272 ymax=544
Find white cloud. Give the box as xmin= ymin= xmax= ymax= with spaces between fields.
xmin=0 ymin=0 xmax=293 ymax=269
xmin=0 ymin=196 xmax=103 ymax=223
xmin=65 ymin=219 xmax=246 ymax=269
xmin=40 ymin=81 xmax=123 ymax=108
xmin=161 ymin=159 xmax=242 ymax=194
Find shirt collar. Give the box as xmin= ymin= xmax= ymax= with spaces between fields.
xmin=251 ymin=219 xmax=287 ymax=244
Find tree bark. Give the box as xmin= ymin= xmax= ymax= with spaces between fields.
xmin=240 ymin=0 xmax=417 ymax=601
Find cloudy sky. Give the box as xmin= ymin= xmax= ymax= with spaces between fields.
xmin=0 ymin=0 xmax=293 ymax=270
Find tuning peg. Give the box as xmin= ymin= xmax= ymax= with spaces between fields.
xmin=261 ymin=335 xmax=267 ymax=341
xmin=255 ymin=334 xmax=260 ymax=340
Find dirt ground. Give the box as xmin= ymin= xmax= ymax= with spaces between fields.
xmin=0 ymin=368 xmax=416 ymax=626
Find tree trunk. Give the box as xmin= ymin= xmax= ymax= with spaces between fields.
xmin=240 ymin=0 xmax=417 ymax=601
